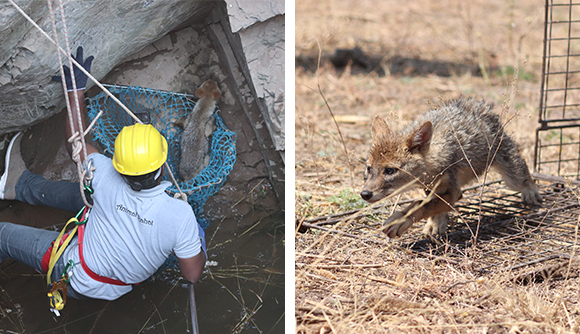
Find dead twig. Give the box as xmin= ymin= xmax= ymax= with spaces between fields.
xmin=315 ymin=39 xmax=354 ymax=189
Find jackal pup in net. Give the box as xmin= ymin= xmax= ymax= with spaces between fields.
xmin=360 ymin=97 xmax=542 ymax=238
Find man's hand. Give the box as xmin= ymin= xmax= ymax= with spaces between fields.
xmin=52 ymin=46 xmax=99 ymax=159
xmin=52 ymin=46 xmax=94 ymax=91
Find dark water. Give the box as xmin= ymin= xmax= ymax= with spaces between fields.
xmin=0 ymin=202 xmax=284 ymax=333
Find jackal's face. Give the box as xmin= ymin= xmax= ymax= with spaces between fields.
xmin=360 ymin=116 xmax=432 ymax=203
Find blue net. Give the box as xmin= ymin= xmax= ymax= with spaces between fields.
xmin=86 ymin=85 xmax=237 ymax=231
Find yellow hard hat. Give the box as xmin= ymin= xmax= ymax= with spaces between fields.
xmin=112 ymin=124 xmax=168 ymax=176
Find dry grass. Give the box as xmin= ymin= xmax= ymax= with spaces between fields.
xmin=296 ymin=227 xmax=580 ymax=333
xmin=295 ymin=0 xmax=580 ymax=332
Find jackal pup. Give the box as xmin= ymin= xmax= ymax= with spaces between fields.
xmin=360 ymin=97 xmax=542 ymax=238
xmin=175 ymin=79 xmax=221 ymax=181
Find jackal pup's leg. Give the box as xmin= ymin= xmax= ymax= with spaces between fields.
xmin=492 ymin=136 xmax=542 ymax=205
xmin=423 ymin=213 xmax=449 ymax=235
xmin=383 ymin=178 xmax=462 ymax=237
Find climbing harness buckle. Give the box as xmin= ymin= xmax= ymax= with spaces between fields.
xmin=83 ymin=180 xmax=94 ymax=206
xmin=44 ymin=204 xmax=89 ymax=315
xmin=47 ymin=284 xmax=65 ymax=316
xmin=75 ymin=204 xmax=90 ymax=226
xmin=47 ymin=260 xmax=74 ymax=316
xmin=83 ymin=158 xmax=95 ymax=181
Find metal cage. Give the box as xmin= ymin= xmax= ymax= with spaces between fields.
xmin=535 ymin=0 xmax=580 ymax=178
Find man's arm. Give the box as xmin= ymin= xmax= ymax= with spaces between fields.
xmin=53 ymin=46 xmax=98 ymax=163
xmin=66 ymin=90 xmax=99 ymax=160
xmin=178 ymin=250 xmax=206 ymax=283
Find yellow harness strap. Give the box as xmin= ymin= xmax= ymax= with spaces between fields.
xmin=46 ymin=217 xmax=79 ymax=285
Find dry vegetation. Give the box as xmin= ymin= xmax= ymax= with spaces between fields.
xmin=295 ymin=0 xmax=580 ymax=332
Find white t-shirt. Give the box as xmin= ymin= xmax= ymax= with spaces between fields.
xmin=62 ymin=153 xmax=201 ymax=300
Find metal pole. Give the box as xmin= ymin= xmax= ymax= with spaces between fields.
xmin=189 ymin=283 xmax=200 ymax=334
xmin=535 ymin=0 xmax=551 ymax=173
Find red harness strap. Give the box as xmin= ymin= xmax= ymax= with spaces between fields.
xmin=41 ymin=232 xmax=70 ymax=273
xmin=77 ymin=224 xmax=129 ymax=286
xmin=41 ymin=226 xmax=129 ymax=286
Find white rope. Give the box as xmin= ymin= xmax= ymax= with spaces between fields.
xmin=56 ymin=0 xmax=88 ymax=164
xmin=83 ymin=110 xmax=105 ymax=137
xmin=167 ymin=162 xmax=187 ymax=201
xmin=46 ymin=0 xmax=92 ymax=208
xmin=9 ymin=0 xmax=188 ymax=203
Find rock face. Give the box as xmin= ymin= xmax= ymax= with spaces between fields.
xmin=0 ymin=0 xmax=213 ymax=134
xmin=225 ymin=0 xmax=285 ymax=156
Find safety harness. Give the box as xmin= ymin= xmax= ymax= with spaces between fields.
xmin=42 ymin=185 xmax=129 ymax=315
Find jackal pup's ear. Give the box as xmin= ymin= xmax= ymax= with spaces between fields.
xmin=371 ymin=116 xmax=390 ymax=141
xmin=195 ymin=80 xmax=221 ymax=100
xmin=407 ymin=121 xmax=432 ymax=153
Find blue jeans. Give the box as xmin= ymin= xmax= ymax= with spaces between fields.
xmin=0 ymin=170 xmax=87 ymax=299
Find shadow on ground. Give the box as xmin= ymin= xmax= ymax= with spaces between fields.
xmin=296 ymin=47 xmax=486 ymax=77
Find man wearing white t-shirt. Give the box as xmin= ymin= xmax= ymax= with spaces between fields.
xmin=0 ymin=47 xmax=205 ymax=300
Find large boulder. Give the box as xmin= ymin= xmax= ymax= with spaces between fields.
xmin=0 ymin=0 xmax=213 ymax=134
xmin=225 ymin=0 xmax=285 ymax=156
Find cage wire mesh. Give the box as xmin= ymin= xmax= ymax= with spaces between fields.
xmin=299 ymin=0 xmax=580 ymax=281
xmin=301 ymin=176 xmax=580 ymax=279
xmin=87 ymin=84 xmax=236 ymax=273
xmin=535 ymin=0 xmax=580 ymax=178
